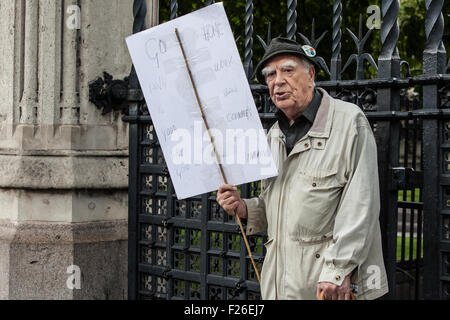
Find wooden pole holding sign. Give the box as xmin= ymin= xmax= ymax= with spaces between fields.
xmin=175 ymin=28 xmax=262 ymax=285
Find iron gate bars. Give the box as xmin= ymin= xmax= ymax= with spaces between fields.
xmin=127 ymin=0 xmax=147 ymax=301
xmin=119 ymin=0 xmax=450 ymax=300
xmin=422 ymin=0 xmax=446 ymax=300
xmin=376 ymin=0 xmax=401 ymax=300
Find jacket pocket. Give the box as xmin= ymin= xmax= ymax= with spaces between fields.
xmin=287 ymin=168 xmax=344 ymax=237
xmin=260 ymin=238 xmax=276 ymax=299
xmin=261 ymin=177 xmax=275 ymax=196
xmin=297 ymin=168 xmax=343 ymax=188
xmin=263 ymin=238 xmax=274 ymax=248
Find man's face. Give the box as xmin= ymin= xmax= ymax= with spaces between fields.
xmin=263 ymin=54 xmax=315 ymax=115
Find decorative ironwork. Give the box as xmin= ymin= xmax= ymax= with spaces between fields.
xmin=376 ymin=2 xmax=401 ymax=300
xmin=342 ymin=14 xmax=378 ymax=79
xmin=132 ymin=0 xmax=147 ymax=34
xmin=254 ymin=23 xmax=272 ymax=81
xmin=88 ymin=72 xmax=129 ymax=115
xmin=170 ymin=0 xmax=177 ymax=20
xmin=422 ymin=0 xmax=447 ymax=300
xmin=400 ymin=60 xmax=411 ymax=78
xmin=424 ymin=0 xmax=444 ymax=55
xmin=335 ymin=89 xmax=357 ymax=104
xmin=256 ymin=22 xmax=272 ymax=51
xmin=286 ymin=0 xmax=297 ymax=40
xmin=297 ymin=19 xmax=330 ymax=76
xmin=244 ymin=0 xmax=254 ymax=79
xmin=331 ymin=0 xmax=342 ymax=80
xmin=379 ymin=0 xmax=400 ymax=61
xmin=358 ymin=88 xmax=377 ymax=111
xmin=439 ymin=85 xmax=450 ymax=108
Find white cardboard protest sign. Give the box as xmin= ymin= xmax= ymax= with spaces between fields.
xmin=126 ymin=3 xmax=278 ymax=200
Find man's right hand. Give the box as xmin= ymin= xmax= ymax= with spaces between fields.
xmin=216 ymin=184 xmax=248 ymax=219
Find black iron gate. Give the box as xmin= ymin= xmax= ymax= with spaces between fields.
xmin=114 ymin=0 xmax=450 ymax=300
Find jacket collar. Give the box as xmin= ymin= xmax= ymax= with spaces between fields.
xmin=307 ymin=87 xmax=334 ymax=139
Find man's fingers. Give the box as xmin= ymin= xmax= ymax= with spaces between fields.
xmin=318 ymin=282 xmax=353 ymax=301
xmin=217 ymin=190 xmax=238 ymax=203
xmin=225 ymin=207 xmax=236 ymax=216
xmin=222 ymin=191 xmax=237 ymax=200
xmin=219 ymin=195 xmax=243 ymax=216
xmin=217 ymin=189 xmax=242 ymax=213
xmin=226 ymin=196 xmax=238 ymax=205
xmin=218 ymin=184 xmax=237 ymax=194
xmin=220 ymin=196 xmax=236 ymax=207
xmin=328 ymin=289 xmax=340 ymax=300
xmin=218 ymin=184 xmax=233 ymax=193
xmin=224 ymin=201 xmax=240 ymax=212
xmin=321 ymin=288 xmax=332 ymax=300
xmin=317 ymin=284 xmax=327 ymax=299
xmin=338 ymin=292 xmax=346 ymax=300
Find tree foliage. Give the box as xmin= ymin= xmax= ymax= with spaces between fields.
xmin=158 ymin=0 xmax=450 ymax=81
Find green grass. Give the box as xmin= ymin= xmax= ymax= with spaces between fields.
xmin=396 ymin=237 xmax=423 ymax=261
xmin=398 ymin=188 xmax=421 ymax=202
xmin=396 ymin=189 xmax=423 ymax=261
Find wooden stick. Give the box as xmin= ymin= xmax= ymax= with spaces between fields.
xmin=175 ymin=28 xmax=261 ymax=285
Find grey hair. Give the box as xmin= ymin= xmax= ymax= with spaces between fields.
xmin=261 ymin=65 xmax=275 ymax=78
xmin=299 ymin=57 xmax=314 ymax=74
xmin=300 ymin=57 xmax=316 ymax=87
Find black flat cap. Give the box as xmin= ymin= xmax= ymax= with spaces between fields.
xmin=255 ymin=37 xmax=321 ymax=85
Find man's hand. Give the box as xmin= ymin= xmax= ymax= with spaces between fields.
xmin=216 ymin=184 xmax=247 ymax=219
xmin=317 ymin=273 xmax=353 ymax=300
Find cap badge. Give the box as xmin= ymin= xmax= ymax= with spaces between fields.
xmin=302 ymin=45 xmax=316 ymax=57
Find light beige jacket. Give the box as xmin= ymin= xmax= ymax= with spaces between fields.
xmin=243 ymin=88 xmax=389 ymax=300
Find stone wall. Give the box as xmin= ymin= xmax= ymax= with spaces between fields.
xmin=0 ymin=0 xmax=156 ymax=300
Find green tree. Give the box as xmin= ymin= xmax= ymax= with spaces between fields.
xmin=158 ymin=0 xmax=450 ymax=81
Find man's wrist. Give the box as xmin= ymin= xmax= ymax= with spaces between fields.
xmin=240 ymin=200 xmax=248 ymax=219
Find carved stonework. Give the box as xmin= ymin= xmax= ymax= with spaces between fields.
xmin=0 ymin=0 xmax=134 ymax=152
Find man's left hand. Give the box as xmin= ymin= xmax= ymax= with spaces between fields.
xmin=317 ymin=273 xmax=353 ymax=300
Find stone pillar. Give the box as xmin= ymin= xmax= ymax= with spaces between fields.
xmin=146 ymin=0 xmax=159 ymax=29
xmin=0 ymin=0 xmax=149 ymax=300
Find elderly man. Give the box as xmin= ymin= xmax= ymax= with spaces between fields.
xmin=216 ymin=37 xmax=388 ymax=300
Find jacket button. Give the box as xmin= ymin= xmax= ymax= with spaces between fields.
xmin=317 ymin=142 xmax=322 ymax=147
xmin=312 ymin=183 xmax=317 ymax=187
xmin=315 ymin=253 xmax=320 ymax=259
xmin=336 ymin=275 xmax=341 ymax=281
xmin=304 ymin=143 xmax=309 ymax=148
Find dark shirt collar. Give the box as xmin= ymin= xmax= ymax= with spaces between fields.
xmin=275 ymin=88 xmax=322 ymax=129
